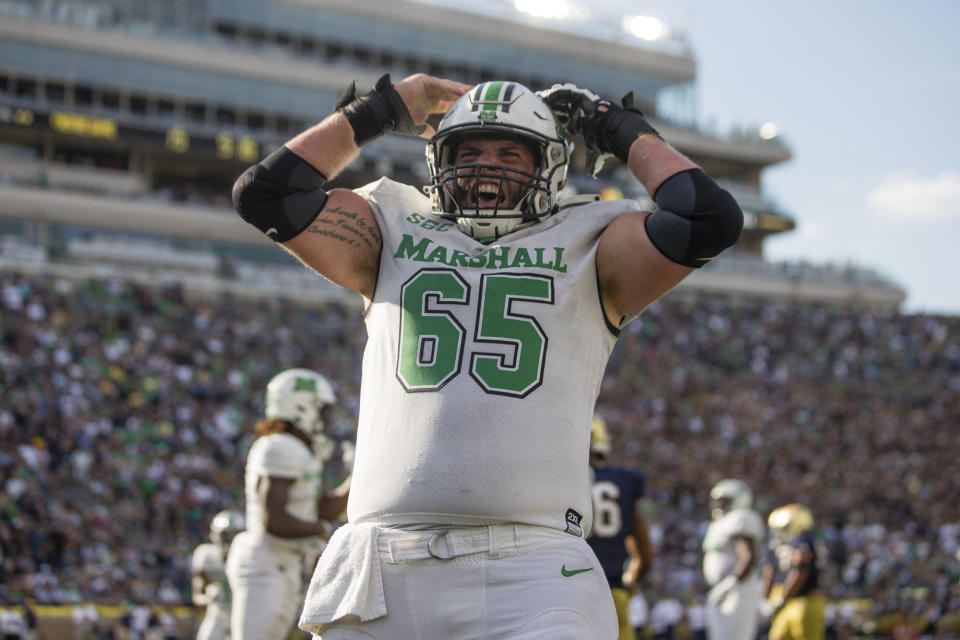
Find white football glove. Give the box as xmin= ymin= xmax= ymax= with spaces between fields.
xmin=706 ymin=574 xmax=738 ymax=607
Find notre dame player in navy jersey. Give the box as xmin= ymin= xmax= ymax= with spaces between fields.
xmin=588 ymin=416 xmax=653 ymax=640
xmin=763 ymin=504 xmax=825 ymax=640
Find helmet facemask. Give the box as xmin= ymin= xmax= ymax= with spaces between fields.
xmin=709 ymin=478 xmax=753 ymax=520
xmin=426 ymin=82 xmax=571 ymax=241
xmin=290 ymin=401 xmax=335 ymax=455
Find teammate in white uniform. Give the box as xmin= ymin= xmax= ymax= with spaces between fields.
xmin=232 ymin=73 xmax=743 ymax=639
xmin=701 ymin=479 xmax=766 ymax=640
xmin=192 ymin=510 xmax=245 ymax=640
xmin=225 ymin=368 xmax=350 ymax=640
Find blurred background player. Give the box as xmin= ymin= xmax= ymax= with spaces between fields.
xmin=191 ymin=509 xmax=245 ymax=640
xmin=701 ymin=478 xmax=765 ymax=640
xmin=225 ymin=368 xmax=351 ymax=640
xmin=763 ymin=503 xmax=825 ymax=640
xmin=588 ymin=415 xmax=654 ymax=640
xmin=69 ymin=600 xmax=99 ymax=640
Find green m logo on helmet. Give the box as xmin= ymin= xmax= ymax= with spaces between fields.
xmin=293 ymin=377 xmax=318 ymax=392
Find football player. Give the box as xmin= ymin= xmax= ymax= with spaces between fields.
xmin=763 ymin=503 xmax=825 ymax=640
xmin=587 ymin=415 xmax=653 ymax=640
xmin=701 ymin=479 xmax=765 ymax=640
xmin=232 ymin=73 xmax=742 ymax=638
xmin=191 ymin=511 xmax=245 ymax=640
xmin=224 ymin=368 xmax=350 ymax=640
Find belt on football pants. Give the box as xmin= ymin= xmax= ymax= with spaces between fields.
xmin=377 ymin=524 xmax=537 ymax=562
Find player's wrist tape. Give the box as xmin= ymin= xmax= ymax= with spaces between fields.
xmin=601 ymin=106 xmax=661 ymax=161
xmin=336 ymin=73 xmax=425 ymax=146
xmin=596 ymin=93 xmax=662 ymax=162
xmin=232 ymin=145 xmax=328 ymax=242
xmin=644 ymin=168 xmax=743 ymax=268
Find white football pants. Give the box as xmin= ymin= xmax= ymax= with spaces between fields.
xmin=306 ymin=523 xmax=617 ymax=639
xmin=226 ymin=531 xmax=304 ymax=640
xmin=705 ymin=574 xmax=763 ymax=640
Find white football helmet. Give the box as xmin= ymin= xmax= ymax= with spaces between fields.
xmin=265 ymin=368 xmax=337 ymax=452
xmin=209 ymin=510 xmax=244 ymax=546
xmin=709 ymin=478 xmax=753 ymax=520
xmin=426 ymin=81 xmax=571 ymax=240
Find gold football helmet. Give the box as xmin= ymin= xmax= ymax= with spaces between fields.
xmin=768 ymin=503 xmax=814 ymax=536
xmin=590 ymin=414 xmax=612 ymax=459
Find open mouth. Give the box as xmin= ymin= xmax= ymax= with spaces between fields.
xmin=471 ymin=183 xmax=507 ymax=208
xmin=455 ymin=179 xmax=510 ymax=209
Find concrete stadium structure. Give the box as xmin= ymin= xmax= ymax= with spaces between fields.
xmin=0 ymin=0 xmax=904 ymax=309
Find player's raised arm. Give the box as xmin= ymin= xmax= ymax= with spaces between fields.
xmin=539 ymin=85 xmax=744 ymax=325
xmin=231 ymin=74 xmax=470 ymax=300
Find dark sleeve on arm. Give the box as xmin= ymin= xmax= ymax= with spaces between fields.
xmin=232 ymin=145 xmax=329 ymax=242
xmin=644 ymin=168 xmax=743 ymax=267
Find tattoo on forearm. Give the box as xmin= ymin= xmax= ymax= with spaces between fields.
xmin=308 ymin=205 xmax=381 ymax=248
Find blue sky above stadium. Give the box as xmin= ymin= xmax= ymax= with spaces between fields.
xmin=439 ymin=0 xmax=960 ymax=315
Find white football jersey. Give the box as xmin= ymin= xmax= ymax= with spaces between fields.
xmin=702 ymin=507 xmax=766 ymax=585
xmin=347 ymin=178 xmax=639 ymax=533
xmin=244 ymin=432 xmax=322 ymax=552
xmin=191 ymin=542 xmax=229 ymax=605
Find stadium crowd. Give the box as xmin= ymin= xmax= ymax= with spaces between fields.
xmin=1 ymin=268 xmax=958 ymax=637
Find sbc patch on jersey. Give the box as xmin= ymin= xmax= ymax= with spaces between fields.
xmin=565 ymin=508 xmax=584 ymax=537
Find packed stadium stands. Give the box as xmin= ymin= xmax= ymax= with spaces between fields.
xmin=0 ymin=1 xmax=951 ymax=637
xmin=1 ymin=268 xmax=957 ymax=637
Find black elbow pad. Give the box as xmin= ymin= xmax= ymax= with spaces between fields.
xmin=645 ymin=169 xmax=743 ymax=267
xmin=232 ymin=146 xmax=329 ymax=242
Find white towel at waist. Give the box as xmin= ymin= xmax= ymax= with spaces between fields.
xmin=299 ymin=523 xmax=386 ymax=633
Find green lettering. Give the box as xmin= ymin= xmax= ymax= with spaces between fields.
xmin=395 ymin=236 xmax=567 ymax=273
xmin=552 ymin=247 xmax=568 ymax=273
xmin=426 ymin=244 xmax=449 ymax=264
xmin=509 ymin=248 xmax=533 ymax=268
xmin=407 ymin=212 xmax=424 ymax=224
xmin=468 ymin=252 xmax=487 ymax=268
xmin=449 ymin=250 xmax=471 ymax=267
xmin=395 ymin=234 xmax=432 ymax=261
xmin=486 ymin=246 xmax=511 ymax=269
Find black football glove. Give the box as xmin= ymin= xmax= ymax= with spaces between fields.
xmin=336 ymin=73 xmax=426 ymax=146
xmin=537 ymin=83 xmax=660 ymax=176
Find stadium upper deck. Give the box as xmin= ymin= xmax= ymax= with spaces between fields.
xmin=0 ymin=0 xmax=905 ymax=308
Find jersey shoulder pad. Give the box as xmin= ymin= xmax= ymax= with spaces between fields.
xmin=556 ymin=193 xmax=601 ymax=210
xmin=725 ymin=508 xmax=765 ymax=537
xmin=247 ymin=432 xmax=312 ymax=478
xmin=354 ymin=176 xmax=428 ymax=204
xmin=191 ymin=543 xmax=223 ymax=572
